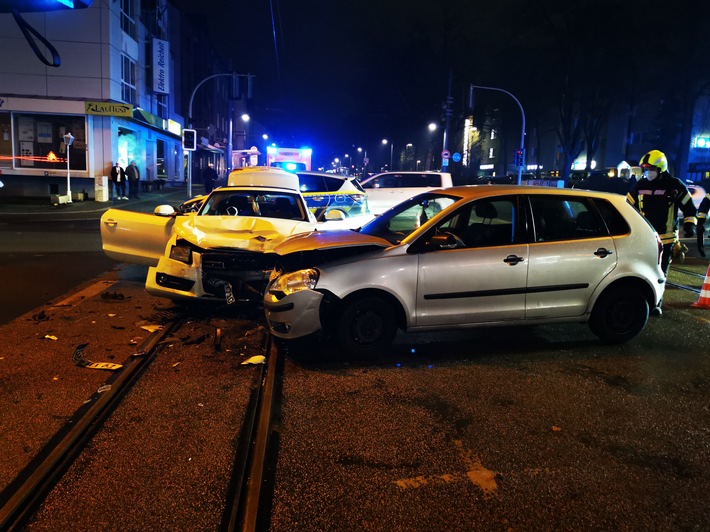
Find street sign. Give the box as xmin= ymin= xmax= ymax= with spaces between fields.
xmin=452 ymin=152 xmax=461 ymax=163
xmin=441 ymin=150 xmax=451 ymax=159
xmin=442 ymin=159 xmax=449 ymax=167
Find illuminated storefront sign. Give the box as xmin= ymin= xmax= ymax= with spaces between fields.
xmin=85 ymin=101 xmax=133 ymax=117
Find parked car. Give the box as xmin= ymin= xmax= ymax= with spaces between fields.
xmin=264 ymin=185 xmax=665 ymax=356
xmin=358 ymin=171 xmax=453 ymax=214
xmin=101 ymin=168 xmax=319 ymax=304
xmin=179 ymin=168 xmax=373 ymax=226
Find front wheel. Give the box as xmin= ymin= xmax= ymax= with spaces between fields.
xmin=589 ymin=288 xmax=649 ymax=344
xmin=336 ymin=295 xmax=398 ymax=356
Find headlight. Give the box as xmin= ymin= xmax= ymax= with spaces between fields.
xmin=270 ymin=269 xmax=319 ymax=295
xmin=169 ymin=244 xmax=192 ymax=264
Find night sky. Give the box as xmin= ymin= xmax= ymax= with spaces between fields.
xmin=171 ymin=0 xmax=710 ymax=169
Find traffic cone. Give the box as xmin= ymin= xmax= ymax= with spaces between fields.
xmin=692 ymin=264 xmax=710 ymax=309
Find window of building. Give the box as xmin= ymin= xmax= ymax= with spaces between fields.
xmin=488 ymin=147 xmax=494 ymax=159
xmin=11 ymin=113 xmax=87 ymax=171
xmin=156 ymin=93 xmax=167 ymax=119
xmin=121 ymin=55 xmax=137 ymax=104
xmin=490 ymin=129 xmax=497 ymax=140
xmin=120 ymin=0 xmax=137 ymax=40
xmin=0 ymin=113 xmax=11 ymax=168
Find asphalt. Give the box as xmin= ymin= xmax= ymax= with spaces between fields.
xmin=0 ymin=185 xmax=204 ymax=221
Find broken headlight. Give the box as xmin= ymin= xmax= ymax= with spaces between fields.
xmin=270 ymin=269 xmax=319 ymax=295
xmin=169 ymin=243 xmax=192 ymax=264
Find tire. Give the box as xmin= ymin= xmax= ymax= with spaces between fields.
xmin=336 ymin=295 xmax=398 ymax=356
xmin=589 ymin=287 xmax=649 ymax=344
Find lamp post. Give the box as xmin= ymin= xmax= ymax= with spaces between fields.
xmin=471 ymin=84 xmax=526 ymax=185
xmin=63 ymin=132 xmax=74 ymax=202
xmin=382 ymin=139 xmax=393 ymax=171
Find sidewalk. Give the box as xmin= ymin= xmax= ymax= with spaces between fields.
xmin=0 ymin=185 xmax=202 ymax=221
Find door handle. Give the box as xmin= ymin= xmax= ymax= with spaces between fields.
xmin=594 ymin=248 xmax=613 ymax=258
xmin=103 ymin=219 xmax=118 ymax=227
xmin=503 ymin=255 xmax=524 ymax=265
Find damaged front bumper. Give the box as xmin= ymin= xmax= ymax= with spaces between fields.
xmin=145 ymin=253 xmax=270 ymax=303
xmin=263 ymin=288 xmax=324 ymax=339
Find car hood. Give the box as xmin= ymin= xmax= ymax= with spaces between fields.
xmin=175 ymin=215 xmax=318 ymax=252
xmin=274 ymin=229 xmax=391 ymax=255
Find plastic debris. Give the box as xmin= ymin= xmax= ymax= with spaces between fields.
xmin=241 ymin=355 xmax=266 ymax=365
xmin=141 ymin=324 xmax=163 ymax=333
xmin=97 ymin=384 xmax=112 ymax=393
xmin=72 ymin=343 xmax=122 ymax=371
xmin=43 ymin=335 xmax=58 ymax=340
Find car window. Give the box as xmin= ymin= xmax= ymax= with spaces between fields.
xmin=360 ymin=193 xmax=457 ymax=244
xmin=435 ymin=198 xmax=517 ymax=248
xmin=200 ymin=190 xmax=307 ymax=221
xmin=297 ymin=174 xmax=326 ymax=193
xmin=529 ymin=195 xmax=606 ymax=242
xmin=592 ymin=198 xmax=631 ymax=236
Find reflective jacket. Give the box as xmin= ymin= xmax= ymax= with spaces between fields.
xmin=698 ymin=193 xmax=709 ymax=225
xmin=626 ymin=171 xmax=697 ymax=244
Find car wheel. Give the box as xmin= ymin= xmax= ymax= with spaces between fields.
xmin=336 ymin=295 xmax=398 ymax=356
xmin=589 ymin=288 xmax=649 ymax=344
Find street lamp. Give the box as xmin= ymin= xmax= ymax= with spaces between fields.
xmin=470 ymin=84 xmax=526 ymax=185
xmin=382 ymin=139 xmax=393 ymax=171
xmin=63 ymin=132 xmax=74 ymax=203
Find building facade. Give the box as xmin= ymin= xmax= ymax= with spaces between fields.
xmin=0 ymin=0 xmax=236 ymax=200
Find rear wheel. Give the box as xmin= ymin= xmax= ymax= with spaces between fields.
xmin=336 ymin=295 xmax=398 ymax=356
xmin=589 ymin=288 xmax=649 ymax=344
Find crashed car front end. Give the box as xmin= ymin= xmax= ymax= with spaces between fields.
xmin=146 ymin=215 xmax=317 ymax=304
xmin=146 ymin=237 xmax=278 ymax=303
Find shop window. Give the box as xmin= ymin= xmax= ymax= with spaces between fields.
xmin=0 ymin=113 xmax=11 ymax=168
xmin=157 ymin=139 xmax=167 ymax=178
xmin=13 ymin=113 xmax=87 ymax=171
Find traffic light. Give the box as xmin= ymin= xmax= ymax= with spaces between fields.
xmin=514 ymin=149 xmax=524 ymax=166
xmin=182 ymin=129 xmax=197 ymax=151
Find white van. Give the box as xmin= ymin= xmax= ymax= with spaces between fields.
xmin=359 ymin=171 xmax=453 ymax=214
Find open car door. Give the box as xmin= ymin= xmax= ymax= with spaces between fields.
xmin=100 ymin=208 xmax=178 ymax=266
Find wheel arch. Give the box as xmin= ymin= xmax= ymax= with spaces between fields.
xmin=591 ymin=275 xmax=658 ymax=313
xmin=320 ymin=287 xmax=408 ymax=332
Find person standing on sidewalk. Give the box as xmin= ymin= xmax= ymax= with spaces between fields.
xmin=110 ymin=162 xmax=127 ymax=200
xmin=126 ymin=160 xmax=141 ymax=199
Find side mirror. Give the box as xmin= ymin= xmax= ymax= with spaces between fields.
xmin=154 ymin=205 xmax=176 ymax=216
xmin=430 ymin=233 xmax=458 ymax=249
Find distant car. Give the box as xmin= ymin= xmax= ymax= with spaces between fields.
xmin=264 ymin=185 xmax=665 ymax=356
xmin=359 ymin=171 xmax=453 ymax=214
xmin=101 ymin=168 xmax=319 ymax=304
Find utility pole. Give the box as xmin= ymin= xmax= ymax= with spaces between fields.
xmin=442 ymin=71 xmax=453 ymax=171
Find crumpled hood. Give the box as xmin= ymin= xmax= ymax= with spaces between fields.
xmin=174 ymin=215 xmax=317 ymax=252
xmin=273 ymin=229 xmax=391 ymax=255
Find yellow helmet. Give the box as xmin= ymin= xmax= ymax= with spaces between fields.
xmin=639 ymin=150 xmax=668 ymax=173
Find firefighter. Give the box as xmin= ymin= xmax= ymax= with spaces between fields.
xmin=626 ymin=149 xmax=697 ymax=276
xmin=698 ymin=191 xmax=709 ymax=257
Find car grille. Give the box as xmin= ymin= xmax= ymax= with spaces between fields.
xmin=201 ymin=250 xmax=277 ymax=272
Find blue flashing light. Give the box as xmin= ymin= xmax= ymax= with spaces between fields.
xmin=694 ymin=137 xmax=710 ymax=149
xmin=285 ymin=162 xmax=298 ymax=172
xmin=56 ymin=0 xmax=75 ymax=7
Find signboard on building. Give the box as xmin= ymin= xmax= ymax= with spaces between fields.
xmin=85 ymin=101 xmax=133 ymax=117
xmin=152 ymin=38 xmax=170 ymax=94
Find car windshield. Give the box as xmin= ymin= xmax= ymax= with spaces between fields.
xmin=199 ymin=189 xmax=307 ymax=221
xmin=359 ymin=192 xmax=459 ymax=244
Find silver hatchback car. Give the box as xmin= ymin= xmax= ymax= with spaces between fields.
xmin=264 ymin=186 xmax=665 ymax=356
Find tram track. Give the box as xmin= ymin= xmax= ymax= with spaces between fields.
xmin=0 ymin=312 xmax=282 ymax=532
xmin=668 ymin=265 xmax=706 ymax=294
